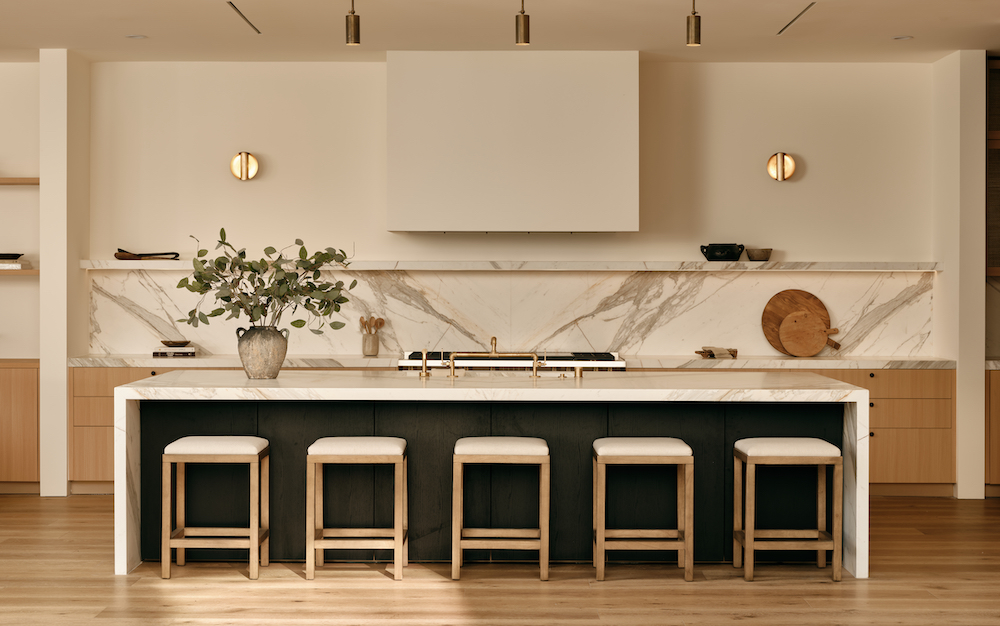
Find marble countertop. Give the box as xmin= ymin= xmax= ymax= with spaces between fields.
xmin=116 ymin=369 xmax=868 ymax=403
xmin=73 ymin=353 xmax=956 ymax=370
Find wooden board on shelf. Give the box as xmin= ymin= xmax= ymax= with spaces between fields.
xmin=0 ymin=270 xmax=39 ymax=276
xmin=0 ymin=178 xmax=39 ymax=185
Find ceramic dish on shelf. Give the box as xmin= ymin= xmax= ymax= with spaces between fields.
xmin=161 ymin=340 xmax=191 ymax=347
xmin=0 ymin=253 xmax=23 ymax=260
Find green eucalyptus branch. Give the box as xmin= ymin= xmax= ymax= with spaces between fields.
xmin=176 ymin=228 xmax=357 ymax=334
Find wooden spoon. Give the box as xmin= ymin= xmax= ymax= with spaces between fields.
xmin=360 ymin=316 xmax=369 ymax=334
xmin=374 ymin=318 xmax=384 ymax=333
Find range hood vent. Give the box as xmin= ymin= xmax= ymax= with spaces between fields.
xmin=387 ymin=51 xmax=639 ymax=233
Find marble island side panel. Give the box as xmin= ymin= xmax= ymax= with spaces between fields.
xmin=114 ymin=370 xmax=869 ymax=578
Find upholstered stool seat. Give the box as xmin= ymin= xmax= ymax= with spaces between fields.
xmin=161 ymin=435 xmax=270 ymax=579
xmin=306 ymin=436 xmax=408 ymax=580
xmin=733 ymin=437 xmax=843 ymax=582
xmin=593 ymin=437 xmax=695 ymax=581
xmin=452 ymin=436 xmax=550 ymax=580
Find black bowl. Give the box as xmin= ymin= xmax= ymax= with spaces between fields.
xmin=161 ymin=340 xmax=191 ymax=348
xmin=0 ymin=253 xmax=23 ymax=260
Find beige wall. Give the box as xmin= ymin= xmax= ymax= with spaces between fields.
xmin=0 ymin=63 xmax=40 ymax=358
xmin=89 ymin=61 xmax=935 ymax=262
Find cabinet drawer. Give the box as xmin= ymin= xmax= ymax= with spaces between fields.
xmin=811 ymin=370 xmax=953 ymax=398
xmin=869 ymin=399 xmax=952 ymax=429
xmin=73 ymin=368 xmax=138 ymax=397
xmin=73 ymin=397 xmax=114 ymax=427
xmin=870 ymin=428 xmax=954 ymax=483
xmin=71 ymin=426 xmax=113 ymax=481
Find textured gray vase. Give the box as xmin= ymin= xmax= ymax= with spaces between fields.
xmin=236 ymin=326 xmax=289 ymax=379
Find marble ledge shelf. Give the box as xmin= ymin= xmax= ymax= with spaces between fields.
xmin=79 ymin=260 xmax=942 ymax=272
xmin=69 ymin=354 xmax=954 ymax=370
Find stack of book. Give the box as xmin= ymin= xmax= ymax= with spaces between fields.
xmin=0 ymin=259 xmax=30 ymax=270
xmin=152 ymin=345 xmax=197 ymax=358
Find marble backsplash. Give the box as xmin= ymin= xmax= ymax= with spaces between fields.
xmin=88 ymin=269 xmax=934 ymax=358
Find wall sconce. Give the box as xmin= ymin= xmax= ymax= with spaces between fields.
xmin=767 ymin=152 xmax=796 ymax=181
xmin=230 ymin=152 xmax=259 ymax=180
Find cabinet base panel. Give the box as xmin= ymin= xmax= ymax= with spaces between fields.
xmin=70 ymin=481 xmax=113 ymax=495
xmin=986 ymin=485 xmax=1000 ymax=498
xmin=870 ymin=483 xmax=954 ymax=497
xmin=0 ymin=482 xmax=39 ymax=495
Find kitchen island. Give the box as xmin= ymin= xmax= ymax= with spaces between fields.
xmin=114 ymin=369 xmax=869 ymax=578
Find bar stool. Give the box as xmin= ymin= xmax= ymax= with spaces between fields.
xmin=452 ymin=436 xmax=550 ymax=580
xmin=161 ymin=435 xmax=270 ymax=579
xmin=593 ymin=437 xmax=694 ymax=581
xmin=733 ymin=437 xmax=842 ymax=582
xmin=305 ymin=436 xmax=408 ymax=580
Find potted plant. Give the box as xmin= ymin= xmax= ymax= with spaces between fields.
xmin=177 ymin=229 xmax=357 ymax=379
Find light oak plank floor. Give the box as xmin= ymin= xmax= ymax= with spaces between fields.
xmin=0 ymin=495 xmax=998 ymax=625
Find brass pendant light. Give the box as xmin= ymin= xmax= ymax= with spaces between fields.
xmin=516 ymin=0 xmax=529 ymax=45
xmin=346 ymin=0 xmax=360 ymax=46
xmin=687 ymin=0 xmax=701 ymax=47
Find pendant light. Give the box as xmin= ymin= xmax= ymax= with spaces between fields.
xmin=687 ymin=0 xmax=701 ymax=47
xmin=516 ymin=0 xmax=529 ymax=46
xmin=346 ymin=0 xmax=360 ymax=46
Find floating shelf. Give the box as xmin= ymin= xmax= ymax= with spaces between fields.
xmin=0 ymin=178 xmax=40 ymax=186
xmin=0 ymin=269 xmax=39 ymax=276
xmin=80 ymin=259 xmax=941 ymax=272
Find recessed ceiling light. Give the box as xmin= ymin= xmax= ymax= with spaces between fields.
xmin=126 ymin=34 xmax=148 ymax=39
xmin=892 ymin=35 xmax=914 ymax=40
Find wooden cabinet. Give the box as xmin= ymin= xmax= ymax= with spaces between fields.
xmin=986 ymin=371 xmax=1000 ymax=485
xmin=803 ymin=369 xmax=955 ymax=484
xmin=0 ymin=361 xmax=39 ymax=482
xmin=69 ymin=367 xmax=177 ymax=483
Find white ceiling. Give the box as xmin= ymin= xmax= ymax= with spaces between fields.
xmin=1 ymin=0 xmax=999 ymax=64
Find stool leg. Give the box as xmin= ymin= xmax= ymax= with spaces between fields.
xmin=316 ymin=464 xmax=325 ymax=568
xmin=733 ymin=455 xmax=743 ymax=569
xmin=833 ymin=462 xmax=843 ymax=582
xmin=261 ymin=454 xmax=270 ymax=568
xmin=451 ymin=459 xmax=463 ymax=580
xmin=403 ymin=455 xmax=409 ymax=568
xmin=161 ymin=460 xmax=172 ymax=579
xmin=393 ymin=457 xmax=404 ymax=581
xmin=676 ymin=465 xmax=685 ymax=571
xmin=539 ymin=460 xmax=550 ymax=581
xmin=176 ymin=462 xmax=186 ymax=567
xmin=595 ymin=459 xmax=607 ymax=581
xmin=592 ymin=455 xmax=597 ymax=569
xmin=305 ymin=459 xmax=316 ymax=580
xmin=744 ymin=462 xmax=756 ymax=582
xmin=683 ymin=463 xmax=694 ymax=582
xmin=249 ymin=459 xmax=260 ymax=580
xmin=817 ymin=464 xmax=827 ymax=569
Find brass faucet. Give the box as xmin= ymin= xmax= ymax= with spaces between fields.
xmin=448 ymin=336 xmax=539 ymax=377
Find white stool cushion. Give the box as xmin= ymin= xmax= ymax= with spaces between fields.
xmin=454 ymin=436 xmax=549 ymax=456
xmin=308 ymin=436 xmax=406 ymax=456
xmin=735 ymin=437 xmax=841 ymax=458
xmin=593 ymin=437 xmax=692 ymax=457
xmin=164 ymin=435 xmax=269 ymax=456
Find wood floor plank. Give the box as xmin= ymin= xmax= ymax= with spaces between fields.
xmin=0 ymin=495 xmax=998 ymax=625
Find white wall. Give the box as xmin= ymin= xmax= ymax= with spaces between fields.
xmin=89 ymin=61 xmax=935 ymax=264
xmin=0 ymin=63 xmax=40 ymax=359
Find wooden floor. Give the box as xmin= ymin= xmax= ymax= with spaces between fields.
xmin=1 ymin=495 xmax=999 ymax=625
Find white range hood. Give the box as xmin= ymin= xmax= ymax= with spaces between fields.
xmin=386 ymin=51 xmax=639 ymax=233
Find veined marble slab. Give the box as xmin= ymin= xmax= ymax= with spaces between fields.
xmin=67 ymin=354 xmax=395 ymax=369
xmin=114 ymin=369 xmax=869 ymax=579
xmin=88 ymin=268 xmax=934 ymax=360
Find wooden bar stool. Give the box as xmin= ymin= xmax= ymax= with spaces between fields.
xmin=733 ymin=437 xmax=843 ymax=582
xmin=305 ymin=436 xmax=408 ymax=580
xmin=452 ymin=436 xmax=550 ymax=581
xmin=161 ymin=435 xmax=270 ymax=579
xmin=593 ymin=437 xmax=694 ymax=581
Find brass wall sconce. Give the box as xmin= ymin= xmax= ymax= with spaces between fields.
xmin=230 ymin=152 xmax=259 ymax=180
xmin=767 ymin=152 xmax=795 ymax=181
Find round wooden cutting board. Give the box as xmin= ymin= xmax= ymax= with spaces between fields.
xmin=761 ymin=289 xmax=840 ymax=355
xmin=778 ymin=310 xmax=838 ymax=357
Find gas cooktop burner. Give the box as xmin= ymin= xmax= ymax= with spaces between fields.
xmin=405 ymin=351 xmax=617 ymax=361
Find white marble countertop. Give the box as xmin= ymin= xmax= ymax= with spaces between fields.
xmin=117 ymin=368 xmax=869 ymax=403
xmin=73 ymin=353 xmax=955 ymax=370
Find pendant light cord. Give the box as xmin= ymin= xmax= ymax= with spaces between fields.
xmin=691 ymin=0 xmax=697 ymax=16
xmin=349 ymin=0 xmax=355 ymax=16
xmin=520 ymin=0 xmax=526 ymax=16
